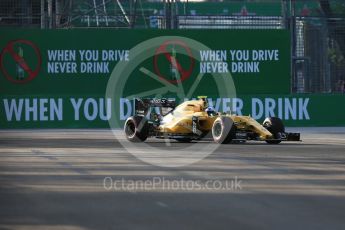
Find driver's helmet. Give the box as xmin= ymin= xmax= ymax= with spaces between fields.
xmin=205 ymin=106 xmax=216 ymax=116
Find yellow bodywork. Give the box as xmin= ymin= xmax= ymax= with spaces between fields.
xmin=231 ymin=115 xmax=273 ymax=140
xmin=158 ymin=99 xmax=274 ymax=140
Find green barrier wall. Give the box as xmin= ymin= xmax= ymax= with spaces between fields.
xmin=1 ymin=94 xmax=344 ymax=128
xmin=0 ymin=29 xmax=344 ymax=128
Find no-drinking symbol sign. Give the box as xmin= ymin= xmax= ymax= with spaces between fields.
xmin=153 ymin=40 xmax=195 ymax=84
xmin=0 ymin=39 xmax=42 ymax=84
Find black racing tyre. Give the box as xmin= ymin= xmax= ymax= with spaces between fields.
xmin=212 ymin=116 xmax=235 ymax=144
xmin=124 ymin=116 xmax=149 ymax=142
xmin=263 ymin=117 xmax=285 ymax=144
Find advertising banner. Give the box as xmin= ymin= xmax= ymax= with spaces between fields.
xmin=0 ymin=29 xmax=290 ymax=96
xmin=2 ymin=29 xmax=342 ymax=128
xmin=1 ymin=94 xmax=345 ymax=128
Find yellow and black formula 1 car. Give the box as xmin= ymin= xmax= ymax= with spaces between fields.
xmin=124 ymin=97 xmax=300 ymax=144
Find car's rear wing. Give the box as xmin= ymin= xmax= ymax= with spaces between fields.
xmin=134 ymin=98 xmax=176 ymax=116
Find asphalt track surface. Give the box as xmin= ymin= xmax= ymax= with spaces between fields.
xmin=0 ymin=128 xmax=344 ymax=230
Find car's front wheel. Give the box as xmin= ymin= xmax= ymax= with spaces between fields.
xmin=212 ymin=116 xmax=235 ymax=144
xmin=263 ymin=117 xmax=285 ymax=144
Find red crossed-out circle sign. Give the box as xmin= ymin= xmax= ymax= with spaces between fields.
xmin=154 ymin=40 xmax=195 ymax=84
xmin=0 ymin=39 xmax=42 ymax=84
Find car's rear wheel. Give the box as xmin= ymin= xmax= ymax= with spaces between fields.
xmin=263 ymin=117 xmax=285 ymax=144
xmin=124 ymin=116 xmax=149 ymax=142
xmin=212 ymin=116 xmax=235 ymax=144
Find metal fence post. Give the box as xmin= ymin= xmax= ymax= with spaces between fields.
xmin=290 ymin=0 xmax=297 ymax=92
xmin=41 ymin=0 xmax=45 ymax=29
xmin=47 ymin=0 xmax=53 ymax=29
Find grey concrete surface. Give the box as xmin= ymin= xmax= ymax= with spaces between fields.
xmin=0 ymin=128 xmax=345 ymax=230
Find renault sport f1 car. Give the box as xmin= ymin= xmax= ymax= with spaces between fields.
xmin=124 ymin=97 xmax=300 ymax=144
